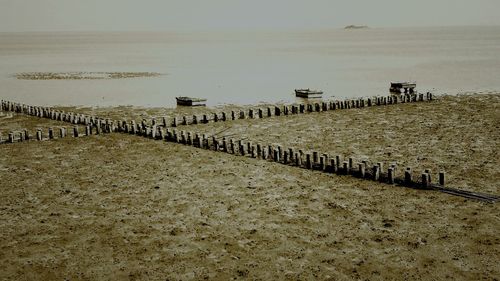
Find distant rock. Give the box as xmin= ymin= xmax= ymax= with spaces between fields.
xmin=344 ymin=25 xmax=369 ymax=29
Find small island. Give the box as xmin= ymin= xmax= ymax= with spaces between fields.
xmin=344 ymin=25 xmax=369 ymax=29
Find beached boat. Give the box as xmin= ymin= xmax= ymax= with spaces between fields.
xmin=390 ymin=82 xmax=416 ymax=93
xmin=176 ymin=96 xmax=207 ymax=106
xmin=295 ymin=89 xmax=323 ymax=98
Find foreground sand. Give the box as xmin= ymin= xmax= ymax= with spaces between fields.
xmin=0 ymin=94 xmax=499 ymax=280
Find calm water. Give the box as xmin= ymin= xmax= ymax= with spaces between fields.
xmin=1 ymin=26 xmax=500 ymax=107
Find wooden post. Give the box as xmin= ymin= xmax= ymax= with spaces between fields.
xmin=306 ymin=153 xmax=312 ymax=169
xmin=404 ymin=168 xmax=412 ymax=185
xmin=422 ymin=173 xmax=430 ymax=188
xmin=283 ymin=151 xmax=289 ymax=164
xmin=192 ymin=115 xmax=198 ymax=124
xmin=299 ymin=104 xmax=305 ymax=113
xmin=295 ymin=152 xmax=301 ymax=167
xmin=73 ymin=126 xmax=79 ymax=137
xmin=239 ymin=111 xmax=245 ymax=119
xmin=251 ymin=145 xmax=257 ymax=158
xmin=343 ymin=161 xmax=349 ymax=175
xmin=8 ymin=132 xmax=14 ymax=143
xmin=258 ymin=108 xmax=263 ymax=119
xmin=315 ymin=103 xmax=321 ymax=112
xmin=221 ymin=112 xmax=227 ymax=121
xmin=439 ymin=171 xmax=445 ymax=186
xmin=48 ymin=128 xmax=54 ymax=139
xmin=373 ymin=165 xmax=380 ymax=181
xmin=320 ymin=156 xmax=326 ymax=171
xmin=213 ymin=112 xmax=219 ymax=122
xmin=388 ymin=168 xmax=395 ymax=184
xmin=312 ymin=151 xmax=319 ymax=165
xmin=24 ymin=129 xmax=29 ymax=141
xmin=358 ymin=163 xmax=365 ymax=178
xmin=274 ymin=106 xmax=281 ymax=116
xmin=249 ymin=109 xmax=254 ymax=119
xmin=36 ymin=129 xmax=42 ymax=141
xmin=424 ymin=169 xmax=432 ymax=183
xmin=256 ymin=143 xmax=262 ymax=158
xmin=187 ymin=132 xmax=192 ymax=145
xmin=202 ymin=114 xmax=209 ymax=124
xmin=267 ymin=107 xmax=272 ymax=117
xmin=231 ymin=111 xmax=236 ymax=120
xmin=330 ymin=158 xmax=337 ymax=173
xmin=229 ymin=139 xmax=235 ymax=154
xmin=273 ymin=149 xmax=280 ymax=162
xmin=222 ymin=138 xmax=228 ymax=152
xmin=349 ymin=157 xmax=354 ymax=171
xmin=262 ymin=146 xmax=269 ymax=160
xmin=59 ymin=127 xmax=66 ymax=138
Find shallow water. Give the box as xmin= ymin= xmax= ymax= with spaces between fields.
xmin=1 ymin=26 xmax=499 ymax=107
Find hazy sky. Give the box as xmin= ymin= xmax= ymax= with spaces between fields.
xmin=1 ymin=0 xmax=499 ymax=32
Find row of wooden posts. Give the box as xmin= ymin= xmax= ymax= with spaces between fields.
xmin=0 ymin=125 xmax=101 ymax=144
xmin=167 ymin=92 xmax=433 ymax=127
xmin=1 ymin=93 xmax=444 ymax=188
xmin=1 ymin=92 xmax=433 ymax=132
xmin=131 ymin=124 xmax=446 ymax=188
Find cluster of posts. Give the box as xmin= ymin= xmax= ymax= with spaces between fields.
xmin=1 ymin=92 xmax=444 ymax=189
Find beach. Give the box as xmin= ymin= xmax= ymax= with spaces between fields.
xmin=1 ymin=93 xmax=498 ymax=280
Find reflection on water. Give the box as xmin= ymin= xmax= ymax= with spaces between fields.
xmin=1 ymin=26 xmax=499 ymax=107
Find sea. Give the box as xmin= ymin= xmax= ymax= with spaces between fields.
xmin=1 ymin=26 xmax=499 ymax=107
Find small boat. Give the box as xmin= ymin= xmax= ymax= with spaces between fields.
xmin=390 ymin=82 xmax=416 ymax=93
xmin=176 ymin=96 xmax=207 ymax=106
xmin=295 ymin=89 xmax=323 ymax=98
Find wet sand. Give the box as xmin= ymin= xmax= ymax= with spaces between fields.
xmin=0 ymin=93 xmax=499 ymax=280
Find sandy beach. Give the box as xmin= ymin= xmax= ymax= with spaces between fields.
xmin=0 ymin=93 xmax=499 ymax=280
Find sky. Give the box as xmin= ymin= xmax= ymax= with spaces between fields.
xmin=1 ymin=0 xmax=499 ymax=32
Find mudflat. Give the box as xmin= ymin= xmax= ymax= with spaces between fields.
xmin=0 ymin=93 xmax=499 ymax=280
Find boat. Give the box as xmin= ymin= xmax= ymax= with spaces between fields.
xmin=176 ymin=96 xmax=207 ymax=106
xmin=390 ymin=82 xmax=416 ymax=93
xmin=295 ymin=89 xmax=323 ymax=98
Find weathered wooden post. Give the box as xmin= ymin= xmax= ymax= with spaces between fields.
xmin=251 ymin=145 xmax=257 ymax=158
xmin=424 ymin=169 xmax=432 ymax=183
xmin=349 ymin=157 xmax=354 ymax=171
xmin=388 ymin=168 xmax=395 ymax=184
xmin=239 ymin=111 xmax=245 ymax=119
xmin=8 ymin=132 xmax=14 ymax=143
xmin=239 ymin=141 xmax=246 ymax=156
xmin=214 ymin=112 xmax=219 ymax=122
xmin=24 ymin=129 xmax=29 ymax=141
xmin=421 ymin=172 xmax=430 ymax=188
xmin=312 ymin=151 xmax=319 ymax=165
xmin=222 ymin=138 xmax=228 ymax=152
xmin=274 ymin=106 xmax=281 ymax=116
xmin=358 ymin=163 xmax=365 ymax=178
xmin=404 ymin=168 xmax=412 ymax=185
xmin=73 ymin=126 xmax=79 ymax=137
xmin=330 ymin=158 xmax=336 ymax=173
xmin=274 ymin=149 xmax=280 ymax=162
xmin=59 ymin=127 xmax=66 ymax=138
xmin=367 ymin=98 xmax=372 ymax=107
xmin=249 ymin=109 xmax=254 ymax=119
xmin=48 ymin=128 xmax=54 ymax=139
xmin=267 ymin=107 xmax=272 ymax=117
xmin=186 ymin=132 xmax=192 ymax=145
xmin=229 ymin=139 xmax=235 ymax=154
xmin=314 ymin=103 xmax=321 ymax=112
xmin=258 ymin=108 xmax=263 ymax=119
xmin=259 ymin=145 xmax=265 ymax=159
xmin=247 ymin=141 xmax=253 ymax=155
xmin=283 ymin=150 xmax=289 ymax=164
xmin=36 ymin=129 xmax=42 ymax=141
xmin=319 ymin=156 xmax=326 ymax=171
xmin=439 ymin=172 xmax=445 ymax=186
xmin=373 ymin=165 xmax=380 ymax=181
xmin=306 ymin=153 xmax=312 ymax=169
xmin=202 ymin=114 xmax=209 ymax=124
xmin=343 ymin=161 xmax=349 ymax=175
